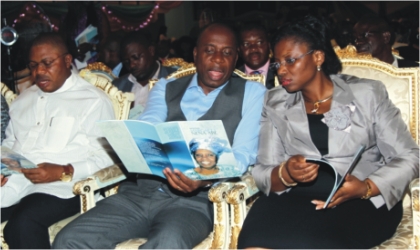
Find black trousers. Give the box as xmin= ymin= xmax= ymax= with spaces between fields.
xmin=1 ymin=193 xmax=80 ymax=249
xmin=238 ymin=171 xmax=403 ymax=249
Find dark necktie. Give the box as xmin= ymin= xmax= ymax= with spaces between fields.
xmin=251 ymin=70 xmax=262 ymax=75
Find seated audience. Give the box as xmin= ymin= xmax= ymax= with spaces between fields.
xmin=332 ymin=20 xmax=355 ymax=49
xmin=96 ymin=32 xmax=127 ymax=77
xmin=353 ymin=15 xmax=418 ymax=67
xmin=238 ymin=23 xmax=275 ymax=89
xmin=396 ymin=26 xmax=419 ymax=62
xmin=53 ymin=22 xmax=266 ymax=249
xmin=156 ymin=39 xmax=176 ymax=64
xmin=1 ymin=95 xmax=10 ymax=143
xmin=0 ymin=32 xmax=115 ymax=249
xmin=112 ymin=31 xmax=176 ymax=108
xmin=172 ymin=35 xmax=195 ymax=63
xmin=238 ymin=15 xmax=419 ymax=249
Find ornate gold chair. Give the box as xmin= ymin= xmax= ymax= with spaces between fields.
xmin=0 ymin=70 xmax=134 ymax=249
xmin=1 ymin=82 xmax=17 ymax=106
xmin=85 ymin=62 xmax=118 ymax=82
xmin=73 ymin=65 xmax=264 ymax=250
xmin=226 ymin=45 xmax=420 ymax=249
xmin=149 ymin=58 xmax=266 ymax=89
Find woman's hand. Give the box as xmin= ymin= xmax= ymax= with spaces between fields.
xmin=285 ymin=155 xmax=319 ymax=183
xmin=311 ymin=174 xmax=368 ymax=210
xmin=163 ymin=168 xmax=210 ymax=193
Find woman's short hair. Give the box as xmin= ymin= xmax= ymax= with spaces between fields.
xmin=272 ymin=15 xmax=342 ymax=75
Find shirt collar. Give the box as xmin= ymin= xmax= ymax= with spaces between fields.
xmin=37 ymin=71 xmax=76 ymax=95
xmin=187 ymin=73 xmax=228 ymax=94
xmin=112 ymin=63 xmax=123 ymax=76
xmin=244 ymin=60 xmax=270 ymax=76
xmin=128 ymin=60 xmax=161 ymax=85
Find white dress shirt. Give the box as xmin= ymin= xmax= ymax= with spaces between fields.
xmin=130 ymin=60 xmax=161 ymax=108
xmin=2 ymin=72 xmax=115 ymax=207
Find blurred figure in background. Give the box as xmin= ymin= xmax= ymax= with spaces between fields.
xmin=237 ymin=23 xmax=275 ymax=89
xmin=172 ymin=36 xmax=195 ymax=63
xmin=396 ymin=26 xmax=419 ymax=62
xmin=333 ymin=20 xmax=355 ymax=49
xmin=156 ymin=39 xmax=176 ymax=64
xmin=112 ymin=31 xmax=176 ymax=108
xmin=353 ymin=15 xmax=418 ymax=67
xmin=97 ymin=32 xmax=128 ymax=77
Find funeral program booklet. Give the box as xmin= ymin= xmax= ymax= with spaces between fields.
xmin=306 ymin=145 xmax=366 ymax=209
xmin=97 ymin=120 xmax=242 ymax=180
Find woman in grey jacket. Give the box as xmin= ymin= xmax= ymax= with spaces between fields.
xmin=238 ymin=15 xmax=419 ymax=249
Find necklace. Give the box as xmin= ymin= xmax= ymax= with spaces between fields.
xmin=304 ymin=95 xmax=333 ymax=114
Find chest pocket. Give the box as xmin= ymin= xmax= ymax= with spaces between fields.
xmin=45 ymin=117 xmax=76 ymax=152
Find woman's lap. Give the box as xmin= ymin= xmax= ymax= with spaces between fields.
xmin=238 ymin=188 xmax=402 ymax=249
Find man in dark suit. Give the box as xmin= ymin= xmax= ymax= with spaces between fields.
xmin=112 ymin=31 xmax=176 ymax=108
xmin=353 ymin=15 xmax=419 ymax=68
xmin=237 ymin=23 xmax=275 ymax=89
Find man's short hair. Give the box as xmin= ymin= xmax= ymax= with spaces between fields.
xmin=101 ymin=33 xmax=123 ymax=53
xmin=29 ymin=32 xmax=69 ymax=59
xmin=356 ymin=15 xmax=396 ymax=45
xmin=238 ymin=22 xmax=268 ymax=37
xmin=120 ymin=31 xmax=153 ymax=53
xmin=196 ymin=22 xmax=240 ymax=48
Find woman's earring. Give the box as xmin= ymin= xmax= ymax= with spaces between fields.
xmin=317 ymin=65 xmax=321 ymax=71
xmin=269 ymin=49 xmax=273 ymax=58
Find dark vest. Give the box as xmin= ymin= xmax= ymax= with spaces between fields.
xmin=165 ymin=75 xmax=246 ymax=145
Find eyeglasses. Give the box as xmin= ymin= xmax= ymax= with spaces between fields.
xmin=195 ymin=153 xmax=215 ymax=159
xmin=353 ymin=31 xmax=381 ymax=41
xmin=270 ymin=50 xmax=314 ymax=71
xmin=27 ymin=53 xmax=68 ymax=71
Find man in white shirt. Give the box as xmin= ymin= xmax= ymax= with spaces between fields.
xmin=0 ymin=32 xmax=115 ymax=249
xmin=112 ymin=31 xmax=176 ymax=108
xmin=237 ymin=23 xmax=275 ymax=89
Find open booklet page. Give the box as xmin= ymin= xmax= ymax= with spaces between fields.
xmin=97 ymin=120 xmax=241 ymax=180
xmin=1 ymin=146 xmax=36 ymax=176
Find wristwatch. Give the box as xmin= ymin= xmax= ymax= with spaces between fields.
xmin=60 ymin=165 xmax=73 ymax=182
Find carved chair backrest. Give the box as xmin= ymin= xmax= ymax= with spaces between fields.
xmin=149 ymin=59 xmax=266 ymax=90
xmin=335 ymin=45 xmax=419 ymax=144
xmin=79 ymin=69 xmax=134 ymax=120
xmin=85 ymin=62 xmax=118 ymax=81
xmin=1 ymin=82 xmax=17 ymax=106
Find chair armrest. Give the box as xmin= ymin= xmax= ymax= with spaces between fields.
xmin=73 ymin=164 xmax=127 ymax=213
xmin=225 ymin=171 xmax=260 ymax=249
xmin=410 ymin=178 xmax=419 ymax=249
xmin=206 ymin=182 xmax=234 ymax=249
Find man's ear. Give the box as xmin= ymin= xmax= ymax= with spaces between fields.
xmin=64 ymin=53 xmax=73 ymax=68
xmin=148 ymin=46 xmax=155 ymax=57
xmin=382 ymin=32 xmax=391 ymax=44
xmin=193 ymin=47 xmax=197 ymax=63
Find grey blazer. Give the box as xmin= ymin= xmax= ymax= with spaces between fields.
xmin=252 ymin=74 xmax=419 ymax=210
